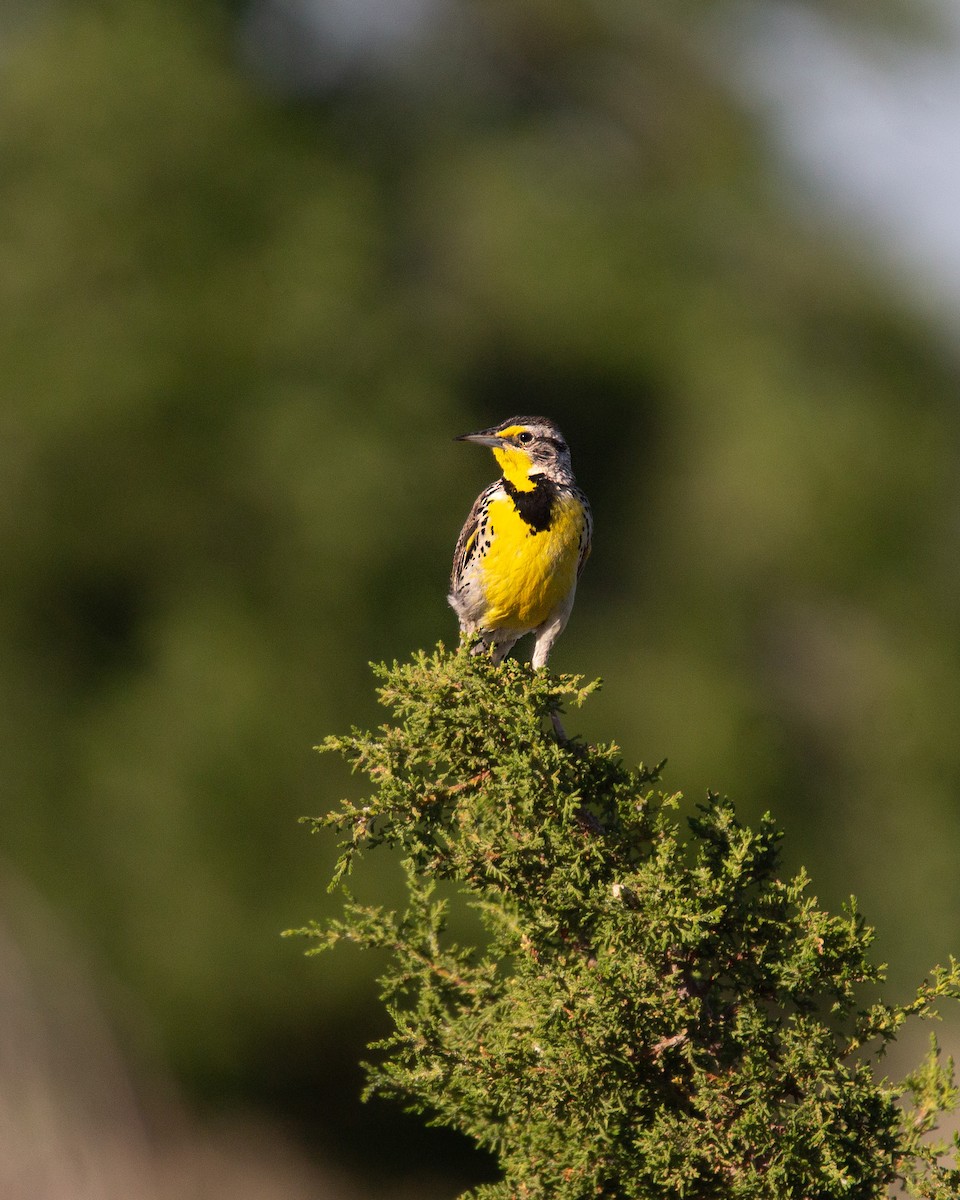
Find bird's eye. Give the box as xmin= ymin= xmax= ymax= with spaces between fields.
xmin=516 ymin=431 xmax=534 ymax=445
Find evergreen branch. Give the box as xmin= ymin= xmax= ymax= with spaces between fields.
xmin=298 ymin=644 xmax=960 ymax=1199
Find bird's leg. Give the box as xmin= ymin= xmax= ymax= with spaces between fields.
xmin=490 ymin=637 xmax=519 ymax=664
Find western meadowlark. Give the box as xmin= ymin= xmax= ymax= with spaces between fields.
xmin=449 ymin=415 xmax=592 ymax=669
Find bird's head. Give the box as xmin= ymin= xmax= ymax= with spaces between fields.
xmin=455 ymin=416 xmax=574 ymax=490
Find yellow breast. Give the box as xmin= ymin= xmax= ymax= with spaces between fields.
xmin=479 ymin=492 xmax=584 ymax=630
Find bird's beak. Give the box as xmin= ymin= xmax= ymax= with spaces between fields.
xmin=455 ymin=429 xmax=505 ymax=448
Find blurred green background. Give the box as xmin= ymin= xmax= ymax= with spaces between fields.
xmin=2 ymin=0 xmax=959 ymax=1194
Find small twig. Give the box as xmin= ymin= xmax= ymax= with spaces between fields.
xmin=650 ymin=1030 xmax=688 ymax=1057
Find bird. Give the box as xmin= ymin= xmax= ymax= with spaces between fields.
xmin=449 ymin=415 xmax=592 ymax=670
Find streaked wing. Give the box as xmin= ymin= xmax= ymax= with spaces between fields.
xmin=575 ymin=488 xmax=593 ymax=578
xmin=451 ymin=481 xmax=499 ymax=588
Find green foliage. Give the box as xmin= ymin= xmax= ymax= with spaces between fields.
xmin=297 ymin=646 xmax=960 ymax=1198
xmin=4 ymin=0 xmax=960 ymax=1156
